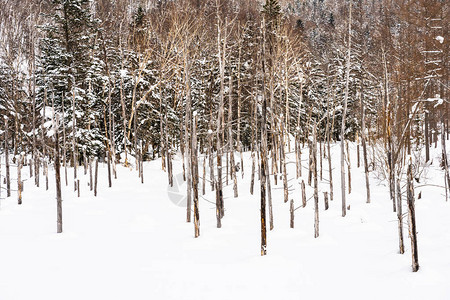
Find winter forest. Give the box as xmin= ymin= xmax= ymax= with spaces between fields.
xmin=0 ymin=0 xmax=449 ymax=299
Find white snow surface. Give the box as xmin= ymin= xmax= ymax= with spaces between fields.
xmin=0 ymin=142 xmax=449 ymax=300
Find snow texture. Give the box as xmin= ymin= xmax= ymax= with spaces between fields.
xmin=0 ymin=142 xmax=449 ymax=300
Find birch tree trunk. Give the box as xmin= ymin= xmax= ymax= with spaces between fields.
xmin=396 ymin=177 xmax=404 ymax=254
xmin=281 ymin=120 xmax=288 ymax=203
xmin=228 ymin=67 xmax=238 ymax=198
xmin=301 ymin=180 xmax=306 ymax=207
xmin=55 ymin=116 xmax=63 ymax=234
xmin=441 ymin=120 xmax=450 ymax=201
xmin=18 ymin=154 xmax=22 ymax=205
xmin=260 ymin=17 xmax=268 ymax=256
xmin=94 ymin=158 xmax=98 ymax=197
xmin=407 ymin=159 xmax=419 ymax=272
xmin=341 ymin=0 xmax=352 ymax=217
xmin=192 ymin=114 xmax=200 ymax=238
xmin=313 ymin=123 xmax=319 ymax=238
xmin=361 ymin=91 xmax=371 ymax=203
xmin=185 ymin=57 xmax=192 ymax=223
xmin=72 ymin=89 xmax=78 ymax=192
xmin=4 ymin=117 xmax=11 ymax=197
xmin=290 ymin=199 xmax=294 ymax=228
xmin=215 ymin=9 xmax=226 ymax=227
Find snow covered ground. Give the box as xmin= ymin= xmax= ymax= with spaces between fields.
xmin=0 ymin=142 xmax=449 ymax=300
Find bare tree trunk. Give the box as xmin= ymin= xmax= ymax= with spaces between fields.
xmin=290 ymin=199 xmax=294 ymax=228
xmin=295 ymin=136 xmax=301 ymax=178
xmin=185 ymin=58 xmax=192 ymax=223
xmin=202 ymin=154 xmax=206 ymax=196
xmin=83 ymin=149 xmax=87 ymax=175
xmin=441 ymin=120 xmax=450 ymax=201
xmin=45 ymin=160 xmax=49 ymax=191
xmin=301 ymin=179 xmax=306 ymax=207
xmin=216 ymin=13 xmax=227 ymax=225
xmin=281 ymin=121 xmax=288 ymax=203
xmin=319 ymin=138 xmax=323 ymax=181
xmin=324 ymin=192 xmax=329 ymax=210
xmin=327 ymin=130 xmax=333 ymax=202
xmin=4 ymin=117 xmax=11 ymax=197
xmin=112 ymin=115 xmax=117 ymax=179
xmin=192 ymin=115 xmax=200 ymax=238
xmin=425 ymin=112 xmax=430 ymax=162
xmin=55 ymin=116 xmax=63 ymax=233
xmin=313 ymin=123 xmax=319 ymax=238
xmin=18 ymin=154 xmax=22 ymax=205
xmin=119 ymin=56 xmax=128 ymax=167
xmin=88 ymin=158 xmax=93 ymax=191
xmin=361 ymin=92 xmax=371 ymax=203
xmin=107 ymin=145 xmax=112 ymax=187
xmin=228 ymin=68 xmax=238 ymax=198
xmin=308 ymin=140 xmax=312 ymax=186
xmin=61 ymin=102 xmax=68 ymax=186
xmin=356 ymin=133 xmax=360 ymax=168
xmin=407 ymin=160 xmax=419 ymax=272
xmin=29 ymin=158 xmax=32 ymax=178
xmin=94 ymin=158 xmax=98 ymax=197
xmin=215 ymin=181 xmax=221 ymax=228
xmin=250 ymin=151 xmax=255 ymax=195
xmin=260 ymin=17 xmax=268 ymax=256
xmin=388 ymin=150 xmax=396 ymax=212
xmin=140 ymin=146 xmax=144 ymax=184
xmin=346 ymin=141 xmax=351 ymax=194
xmin=250 ymin=90 xmax=257 ymax=195
xmin=181 ymin=122 xmax=186 ymax=182
xmin=72 ymin=89 xmax=78 ymax=192
xmin=208 ymin=126 xmax=215 ymax=191
xmin=166 ymin=104 xmax=173 ymax=187
xmin=341 ymin=0 xmax=352 ymax=218
xmin=236 ymin=35 xmax=244 ymax=179
xmin=396 ymin=177 xmax=404 ymax=254
xmin=267 ymin=164 xmax=274 ymax=231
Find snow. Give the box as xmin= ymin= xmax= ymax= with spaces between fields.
xmin=0 ymin=142 xmax=449 ymax=300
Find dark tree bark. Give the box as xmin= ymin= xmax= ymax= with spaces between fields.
xmin=89 ymin=158 xmax=93 ymax=191
xmin=250 ymin=151 xmax=255 ymax=195
xmin=313 ymin=124 xmax=319 ymax=238
xmin=55 ymin=116 xmax=63 ymax=234
xmin=361 ymin=92 xmax=371 ymax=203
xmin=396 ymin=177 xmax=404 ymax=254
xmin=18 ymin=154 xmax=22 ymax=205
xmin=281 ymin=120 xmax=288 ymax=203
xmin=260 ymin=17 xmax=268 ymax=256
xmin=94 ymin=158 xmax=98 ymax=197
xmin=441 ymin=120 xmax=450 ymax=201
xmin=290 ymin=199 xmax=294 ymax=228
xmin=407 ymin=160 xmax=419 ymax=272
xmin=4 ymin=117 xmax=11 ymax=197
xmin=192 ymin=115 xmax=200 ymax=238
xmin=301 ymin=179 xmax=306 ymax=207
xmin=425 ymin=112 xmax=430 ymax=162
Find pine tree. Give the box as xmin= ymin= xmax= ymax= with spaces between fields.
xmin=37 ymin=0 xmax=104 ymax=161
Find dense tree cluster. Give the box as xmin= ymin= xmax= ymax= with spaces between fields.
xmin=0 ymin=0 xmax=448 ymax=269
xmin=0 ymin=0 xmax=447 ymax=160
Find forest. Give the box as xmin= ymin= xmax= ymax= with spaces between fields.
xmin=0 ymin=0 xmax=449 ymax=298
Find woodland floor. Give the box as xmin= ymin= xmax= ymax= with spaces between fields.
xmin=0 ymin=142 xmax=449 ymax=300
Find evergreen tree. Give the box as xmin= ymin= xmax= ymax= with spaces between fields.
xmin=37 ymin=0 xmax=104 ymax=159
